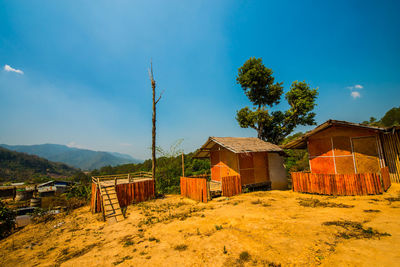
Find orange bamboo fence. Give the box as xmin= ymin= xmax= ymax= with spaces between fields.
xmin=291 ymin=169 xmax=391 ymax=196
xmin=91 ymin=183 xmax=102 ymax=212
xmin=221 ymin=175 xmax=242 ymax=197
xmin=381 ymin=166 xmax=391 ymax=191
xmin=91 ymin=179 xmax=155 ymax=213
xmin=180 ymin=177 xmax=208 ymax=202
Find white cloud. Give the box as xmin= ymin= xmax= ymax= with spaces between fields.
xmin=4 ymin=64 xmax=24 ymax=74
xmin=351 ymin=91 xmax=361 ymax=99
xmin=347 ymin=84 xmax=363 ymax=90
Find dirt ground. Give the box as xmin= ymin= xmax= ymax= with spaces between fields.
xmin=1 ymin=184 xmax=400 ymax=267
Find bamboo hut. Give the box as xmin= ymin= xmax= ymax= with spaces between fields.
xmin=194 ymin=137 xmax=287 ymax=190
xmin=283 ymin=120 xmax=400 ymax=183
xmin=283 ymin=120 xmax=397 ymax=195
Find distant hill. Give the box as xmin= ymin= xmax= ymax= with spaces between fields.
xmin=0 ymin=147 xmax=78 ymax=183
xmin=0 ymin=144 xmax=142 ymax=170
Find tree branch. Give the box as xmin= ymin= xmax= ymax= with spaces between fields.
xmin=155 ymin=90 xmax=164 ymax=104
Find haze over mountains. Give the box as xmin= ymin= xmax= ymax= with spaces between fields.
xmin=0 ymin=144 xmax=142 ymax=170
xmin=0 ymin=147 xmax=78 ymax=182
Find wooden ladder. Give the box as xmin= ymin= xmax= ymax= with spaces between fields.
xmin=98 ymin=179 xmax=124 ymax=224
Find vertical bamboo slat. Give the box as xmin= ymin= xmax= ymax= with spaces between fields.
xmin=221 ymin=175 xmax=242 ymax=197
xmin=291 ymin=171 xmax=387 ymax=196
xmin=179 ymin=177 xmax=208 ymax=203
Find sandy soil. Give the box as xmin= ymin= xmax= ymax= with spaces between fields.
xmin=1 ymin=185 xmax=400 ymax=267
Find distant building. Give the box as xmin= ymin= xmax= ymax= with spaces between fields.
xmin=37 ymin=180 xmax=73 ymax=196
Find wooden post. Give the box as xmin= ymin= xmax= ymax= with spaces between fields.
xmin=182 ymin=152 xmax=185 ymax=177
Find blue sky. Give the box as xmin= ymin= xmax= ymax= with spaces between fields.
xmin=1 ymin=0 xmax=399 ymax=160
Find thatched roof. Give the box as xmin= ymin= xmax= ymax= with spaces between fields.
xmin=282 ymin=120 xmax=387 ymax=149
xmin=193 ymin=137 xmax=283 ymax=158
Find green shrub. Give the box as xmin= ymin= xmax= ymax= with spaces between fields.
xmin=0 ymin=200 xmax=16 ymax=239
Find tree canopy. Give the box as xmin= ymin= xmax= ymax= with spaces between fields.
xmin=236 ymin=57 xmax=318 ymax=144
xmin=362 ymin=106 xmax=400 ymax=127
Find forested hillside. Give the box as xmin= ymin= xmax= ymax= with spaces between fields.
xmin=0 ymin=147 xmax=78 ymax=183
xmin=0 ymin=144 xmax=142 ymax=170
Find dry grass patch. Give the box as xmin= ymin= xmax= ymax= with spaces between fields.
xmin=322 ymin=220 xmax=391 ymax=240
xmin=56 ymin=243 xmax=99 ymax=265
xmin=363 ymin=209 xmax=381 ymax=213
xmin=113 ymin=256 xmax=132 ymax=266
xmin=174 ymin=244 xmax=188 ymax=251
xmin=385 ymin=193 xmax=400 ymax=203
xmin=298 ymin=198 xmax=354 ymax=208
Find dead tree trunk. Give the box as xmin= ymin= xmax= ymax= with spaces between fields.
xmin=149 ymin=62 xmax=162 ymax=193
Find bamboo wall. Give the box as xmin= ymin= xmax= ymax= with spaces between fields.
xmin=180 ymin=177 xmax=208 ymax=202
xmin=210 ymin=147 xmax=239 ymax=182
xmin=380 ymin=132 xmax=400 ymax=183
xmin=381 ymin=166 xmax=391 ymax=191
xmin=291 ymin=168 xmax=390 ymax=196
xmin=91 ymin=179 xmax=155 ymax=213
xmin=221 ymin=175 xmax=242 ymax=197
xmin=308 ymin=126 xmax=382 ymax=175
xmin=210 ymin=145 xmax=269 ymax=186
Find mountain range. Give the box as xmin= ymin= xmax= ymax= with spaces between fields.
xmin=0 ymin=147 xmax=78 ymax=182
xmin=0 ymin=144 xmax=142 ymax=170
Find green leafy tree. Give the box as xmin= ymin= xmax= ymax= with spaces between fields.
xmin=362 ymin=117 xmax=381 ymax=127
xmin=0 ymin=200 xmax=16 ymax=239
xmin=236 ymin=57 xmax=318 ymax=144
xmin=381 ymin=107 xmax=400 ymax=127
xmin=361 ymin=107 xmax=400 ymax=127
xmin=282 ymin=132 xmax=309 ymax=173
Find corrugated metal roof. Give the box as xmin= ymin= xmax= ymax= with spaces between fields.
xmin=282 ymin=120 xmax=387 ymax=149
xmin=193 ymin=137 xmax=283 ymax=158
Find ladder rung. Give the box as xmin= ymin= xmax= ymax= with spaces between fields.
xmin=104 ymin=203 xmax=118 ymax=207
xmin=106 ymin=212 xmax=122 ymax=217
xmin=104 ymin=197 xmax=118 ymax=201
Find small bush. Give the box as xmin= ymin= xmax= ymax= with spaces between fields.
xmin=148 ymin=237 xmax=160 ymax=242
xmin=113 ymin=256 xmax=132 ymax=265
xmin=66 ymin=184 xmax=91 ymax=201
xmin=251 ymin=199 xmax=262 ymax=205
xmin=30 ymin=209 xmax=56 ymax=224
xmin=124 ymin=240 xmax=134 ymax=247
xmin=215 ymin=225 xmax=223 ymax=230
xmin=239 ymin=251 xmax=251 ymax=262
xmin=174 ymin=244 xmax=188 ymax=251
xmin=65 ymin=197 xmax=86 ymax=213
xmin=0 ymin=200 xmax=16 ymax=239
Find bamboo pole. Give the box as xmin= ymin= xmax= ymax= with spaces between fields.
xmin=182 ymin=152 xmax=185 ymax=177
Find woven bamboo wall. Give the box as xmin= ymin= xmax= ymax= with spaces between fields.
xmin=210 ymin=147 xmax=239 ymax=182
xmin=380 ymin=132 xmax=400 ymax=183
xmin=308 ymin=126 xmax=382 ymax=175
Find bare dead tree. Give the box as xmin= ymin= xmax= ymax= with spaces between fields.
xmin=149 ymin=61 xmax=163 ymax=190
